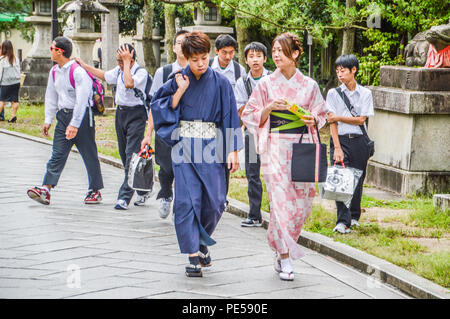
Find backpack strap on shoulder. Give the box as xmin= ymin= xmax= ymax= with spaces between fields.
xmin=209 ymin=57 xmax=214 ymax=67
xmin=233 ymin=60 xmax=241 ymax=81
xmin=162 ymin=64 xmax=173 ymax=83
xmin=68 ymin=63 xmax=80 ymax=88
xmin=51 ymin=65 xmax=58 ymax=82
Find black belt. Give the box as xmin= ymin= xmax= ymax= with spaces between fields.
xmin=339 ymin=134 xmax=363 ymax=139
xmin=117 ymin=104 xmax=144 ymax=110
xmin=60 ymin=108 xmax=73 ymax=113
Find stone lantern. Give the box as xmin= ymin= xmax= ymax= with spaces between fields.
xmin=58 ymin=0 xmax=109 ymax=65
xmin=99 ymin=0 xmax=121 ymax=71
xmin=20 ymin=0 xmax=59 ymax=103
xmin=182 ymin=1 xmax=233 ymax=55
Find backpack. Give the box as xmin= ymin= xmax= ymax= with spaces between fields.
xmin=162 ymin=64 xmax=173 ymax=83
xmin=209 ymin=58 xmax=241 ymax=81
xmin=113 ymin=67 xmax=153 ymax=115
xmin=51 ymin=63 xmax=105 ymax=115
xmin=242 ymin=70 xmax=273 ymax=97
xmin=132 ymin=66 xmax=153 ymax=115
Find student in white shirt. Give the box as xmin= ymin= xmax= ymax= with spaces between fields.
xmin=234 ymin=42 xmax=271 ymax=228
xmin=209 ymin=34 xmax=246 ymax=95
xmin=141 ymin=30 xmax=189 ymax=218
xmin=76 ymin=44 xmax=151 ymax=210
xmin=326 ymin=54 xmax=375 ymax=234
xmin=27 ymin=37 xmax=104 ymax=206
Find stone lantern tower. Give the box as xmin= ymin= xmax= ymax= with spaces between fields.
xmin=20 ymin=0 xmax=58 ymax=102
xmin=182 ymin=1 xmax=233 ymax=53
xmin=58 ymin=0 xmax=109 ymax=65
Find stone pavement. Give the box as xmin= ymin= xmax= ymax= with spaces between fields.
xmin=0 ymin=133 xmax=410 ymax=299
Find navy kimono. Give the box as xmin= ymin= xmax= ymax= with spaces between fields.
xmin=151 ymin=66 xmax=243 ymax=254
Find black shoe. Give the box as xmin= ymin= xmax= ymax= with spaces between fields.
xmin=8 ymin=116 xmax=17 ymax=123
xmin=241 ymin=218 xmax=263 ymax=227
xmin=198 ymin=248 xmax=212 ymax=267
xmin=185 ymin=264 xmax=203 ymax=277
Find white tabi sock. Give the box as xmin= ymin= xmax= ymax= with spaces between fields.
xmin=280 ymin=258 xmax=293 ymax=273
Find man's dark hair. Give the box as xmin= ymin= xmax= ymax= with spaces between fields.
xmin=173 ymin=30 xmax=189 ymax=45
xmin=244 ymin=42 xmax=267 ymax=59
xmin=215 ymin=34 xmax=238 ymax=51
xmin=181 ymin=31 xmax=211 ymax=59
xmin=118 ymin=43 xmax=136 ymax=60
xmin=54 ymin=36 xmax=73 ymax=58
xmin=335 ymin=54 xmax=359 ymax=76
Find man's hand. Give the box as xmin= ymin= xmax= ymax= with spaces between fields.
xmin=333 ymin=147 xmax=345 ymax=163
xmin=141 ymin=135 xmax=152 ymax=150
xmin=227 ymin=150 xmax=240 ymax=174
xmin=175 ymin=73 xmax=190 ymax=93
xmin=42 ymin=123 xmax=51 ymax=137
xmin=327 ymin=112 xmax=340 ymax=124
xmin=118 ymin=45 xmax=134 ymax=66
xmin=72 ymin=57 xmax=85 ymax=68
xmin=65 ymin=125 xmax=78 ymax=140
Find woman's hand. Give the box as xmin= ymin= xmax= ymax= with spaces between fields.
xmin=227 ymin=150 xmax=240 ymax=174
xmin=301 ymin=114 xmax=317 ymax=127
xmin=268 ymin=99 xmax=289 ymax=111
xmin=175 ymin=73 xmax=190 ymax=93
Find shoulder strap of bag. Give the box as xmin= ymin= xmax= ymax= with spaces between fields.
xmin=233 ymin=60 xmax=241 ymax=81
xmin=209 ymin=58 xmax=214 ymax=67
xmin=162 ymin=64 xmax=173 ymax=83
xmin=243 ymin=73 xmax=252 ymax=98
xmin=335 ymin=87 xmax=369 ymax=138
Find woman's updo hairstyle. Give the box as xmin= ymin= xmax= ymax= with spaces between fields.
xmin=272 ymin=32 xmax=304 ymax=65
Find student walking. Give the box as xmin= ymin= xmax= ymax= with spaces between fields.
xmin=241 ymin=33 xmax=327 ymax=281
xmin=141 ymin=30 xmax=189 ymax=217
xmin=151 ymin=31 xmax=242 ymax=277
xmin=27 ymin=37 xmax=104 ymax=205
xmin=76 ymin=44 xmax=152 ymax=210
xmin=234 ymin=42 xmax=271 ymax=228
xmin=326 ymin=54 xmax=375 ymax=234
xmin=0 ymin=40 xmax=21 ymax=123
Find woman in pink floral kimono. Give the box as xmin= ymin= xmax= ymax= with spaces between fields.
xmin=241 ymin=33 xmax=327 ymax=281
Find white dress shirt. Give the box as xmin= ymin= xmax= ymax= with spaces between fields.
xmin=44 ymin=60 xmax=92 ymax=128
xmin=234 ymin=68 xmax=270 ymax=108
xmin=210 ymin=56 xmax=246 ymax=95
xmin=149 ymin=60 xmax=183 ymax=97
xmin=326 ymin=83 xmax=374 ymax=135
xmin=104 ymin=62 xmax=148 ymax=107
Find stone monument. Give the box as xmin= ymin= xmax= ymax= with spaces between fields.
xmin=58 ymin=0 xmax=109 ymax=66
xmin=182 ymin=1 xmax=233 ymax=55
xmin=134 ymin=23 xmax=163 ymax=69
xmin=98 ymin=0 xmax=120 ymax=71
xmin=367 ymin=66 xmax=450 ymax=195
xmin=20 ymin=0 xmax=57 ymax=102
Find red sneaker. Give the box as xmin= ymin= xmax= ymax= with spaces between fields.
xmin=27 ymin=187 xmax=50 ymax=205
xmin=84 ymin=190 xmax=102 ymax=204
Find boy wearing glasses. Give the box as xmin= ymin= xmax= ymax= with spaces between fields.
xmin=27 ymin=37 xmax=104 ymax=205
xmin=140 ymin=30 xmax=189 ymax=218
xmin=76 ymin=43 xmax=152 ymax=210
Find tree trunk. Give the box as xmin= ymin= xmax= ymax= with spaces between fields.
xmin=341 ymin=0 xmax=356 ymax=55
xmin=164 ymin=3 xmax=176 ymax=64
xmin=143 ymin=0 xmax=157 ymax=75
xmin=235 ymin=14 xmax=249 ymax=70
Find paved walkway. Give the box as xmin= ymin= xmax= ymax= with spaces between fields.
xmin=0 ymin=133 xmax=410 ymax=299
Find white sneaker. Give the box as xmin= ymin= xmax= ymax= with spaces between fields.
xmin=333 ymin=222 xmax=350 ymax=234
xmin=114 ymin=199 xmax=128 ymax=210
xmin=134 ymin=192 xmax=152 ymax=206
xmin=351 ymin=219 xmax=360 ymax=228
xmin=279 ymin=258 xmax=294 ymax=281
xmin=159 ymin=197 xmax=173 ymax=219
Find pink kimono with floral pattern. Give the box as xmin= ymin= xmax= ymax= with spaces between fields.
xmin=241 ymin=69 xmax=327 ymax=260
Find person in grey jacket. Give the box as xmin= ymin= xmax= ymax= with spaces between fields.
xmin=0 ymin=40 xmax=21 ymax=123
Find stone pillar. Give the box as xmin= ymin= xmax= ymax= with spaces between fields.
xmin=134 ymin=24 xmax=163 ymax=69
xmin=20 ymin=1 xmax=55 ymax=103
xmin=367 ymin=66 xmax=450 ymax=195
xmin=99 ymin=0 xmax=120 ymax=71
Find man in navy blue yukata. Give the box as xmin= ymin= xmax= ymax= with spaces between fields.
xmin=151 ymin=31 xmax=243 ymax=277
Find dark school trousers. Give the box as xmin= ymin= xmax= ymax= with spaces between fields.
xmin=244 ymin=129 xmax=263 ymax=221
xmin=330 ymin=135 xmax=369 ymax=228
xmin=115 ymin=105 xmax=148 ymax=204
xmin=43 ymin=108 xmax=103 ymax=191
xmin=155 ymin=135 xmax=174 ymax=200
